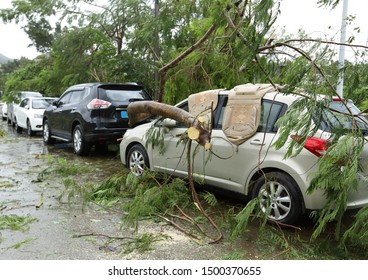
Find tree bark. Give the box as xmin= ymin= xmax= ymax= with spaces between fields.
xmin=127 ymin=101 xmax=211 ymax=149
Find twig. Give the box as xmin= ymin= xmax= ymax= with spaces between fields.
xmin=72 ymin=233 xmax=134 ymax=240
xmin=157 ymin=214 xmax=201 ymax=240
xmin=187 ymin=139 xmax=223 ymax=243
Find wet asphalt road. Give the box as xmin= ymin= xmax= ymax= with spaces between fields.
xmin=0 ymin=121 xmax=228 ymax=260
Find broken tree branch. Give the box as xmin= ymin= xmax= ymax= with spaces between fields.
xmin=127 ymin=101 xmax=212 ymax=149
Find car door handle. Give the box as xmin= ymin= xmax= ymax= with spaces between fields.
xmin=250 ymin=139 xmax=266 ymax=146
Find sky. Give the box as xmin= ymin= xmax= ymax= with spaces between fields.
xmin=0 ymin=0 xmax=367 ymax=60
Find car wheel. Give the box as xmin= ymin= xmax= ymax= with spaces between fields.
xmin=27 ymin=120 xmax=35 ymax=136
xmin=43 ymin=120 xmax=55 ymax=144
xmin=15 ymin=120 xmax=22 ymax=133
xmin=127 ymin=144 xmax=149 ymax=176
xmin=73 ymin=125 xmax=91 ymax=156
xmin=252 ymin=172 xmax=304 ymax=225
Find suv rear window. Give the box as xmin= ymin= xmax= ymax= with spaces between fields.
xmin=98 ymin=85 xmax=150 ymax=102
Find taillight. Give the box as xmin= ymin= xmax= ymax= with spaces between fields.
xmin=291 ymin=135 xmax=329 ymax=157
xmin=87 ymin=99 xmax=112 ymax=110
xmin=332 ymin=96 xmax=343 ymax=102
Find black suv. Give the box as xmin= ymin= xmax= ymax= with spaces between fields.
xmin=43 ymin=82 xmax=151 ymax=155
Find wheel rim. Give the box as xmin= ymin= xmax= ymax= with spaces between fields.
xmin=258 ymin=180 xmax=291 ymax=221
xmin=129 ymin=150 xmax=145 ymax=176
xmin=73 ymin=128 xmax=82 ymax=152
xmin=43 ymin=123 xmax=49 ymax=141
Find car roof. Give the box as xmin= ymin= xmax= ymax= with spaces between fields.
xmin=66 ymin=82 xmax=141 ymax=91
xmin=18 ymin=91 xmax=42 ymax=95
xmin=214 ymin=89 xmax=298 ymax=106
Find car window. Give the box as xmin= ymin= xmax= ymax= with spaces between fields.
xmin=171 ymin=102 xmax=189 ymax=128
xmin=32 ymin=99 xmax=54 ymax=109
xmin=216 ymin=99 xmax=285 ymax=132
xmin=155 ymin=102 xmax=189 ymax=128
xmin=58 ymin=92 xmax=72 ymax=106
xmin=69 ymin=90 xmax=85 ymax=104
xmin=318 ymin=100 xmax=368 ymax=135
xmin=258 ymin=100 xmax=285 ymax=133
xmin=98 ymin=86 xmax=150 ymax=102
xmin=19 ymin=98 xmax=29 ymax=108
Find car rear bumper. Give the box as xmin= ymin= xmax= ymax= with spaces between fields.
xmin=85 ymin=129 xmax=127 ymax=144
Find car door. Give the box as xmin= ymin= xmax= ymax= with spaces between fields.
xmin=200 ymin=98 xmax=287 ymax=194
xmin=59 ymin=90 xmax=85 ymax=139
xmin=16 ymin=98 xmax=29 ymax=129
xmin=49 ymin=91 xmax=72 ymax=138
xmin=150 ymin=102 xmax=203 ymax=178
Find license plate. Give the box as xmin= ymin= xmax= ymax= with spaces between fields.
xmin=120 ymin=111 xmax=128 ymax=118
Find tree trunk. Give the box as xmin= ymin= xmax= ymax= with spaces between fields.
xmin=127 ymin=101 xmax=211 ymax=149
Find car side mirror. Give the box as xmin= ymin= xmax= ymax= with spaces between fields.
xmin=25 ymin=105 xmax=29 ymax=110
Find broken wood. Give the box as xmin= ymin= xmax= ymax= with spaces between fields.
xmin=127 ymin=100 xmax=212 ymax=149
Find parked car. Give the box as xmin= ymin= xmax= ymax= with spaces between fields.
xmin=6 ymin=91 xmax=43 ymax=126
xmin=43 ymin=82 xmax=152 ymax=155
xmin=15 ymin=97 xmax=57 ymax=136
xmin=1 ymin=102 xmax=7 ymax=121
xmin=119 ymin=87 xmax=368 ymax=225
xmin=0 ymin=102 xmax=5 ymax=120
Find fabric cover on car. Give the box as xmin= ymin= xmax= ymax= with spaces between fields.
xmin=188 ymin=89 xmax=221 ymax=129
xmin=222 ymin=83 xmax=277 ymax=145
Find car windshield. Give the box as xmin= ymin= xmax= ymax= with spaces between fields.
xmin=32 ymin=99 xmax=54 ymax=109
xmin=319 ymin=100 xmax=368 ymax=135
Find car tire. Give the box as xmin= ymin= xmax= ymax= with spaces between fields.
xmin=27 ymin=119 xmax=35 ymax=136
xmin=127 ymin=144 xmax=149 ymax=176
xmin=252 ymin=171 xmax=304 ymax=225
xmin=73 ymin=125 xmax=91 ymax=156
xmin=43 ymin=120 xmax=55 ymax=144
xmin=15 ymin=121 xmax=22 ymax=133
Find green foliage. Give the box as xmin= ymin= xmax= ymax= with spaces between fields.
xmin=0 ymin=214 xmax=37 ymax=232
xmin=7 ymin=237 xmax=36 ymax=249
xmin=202 ymin=191 xmax=218 ymax=207
xmin=0 ymin=129 xmax=6 ymax=138
xmin=122 ymin=172 xmax=192 ymax=227
xmin=145 ymin=124 xmax=168 ymax=155
xmin=230 ymin=198 xmax=264 ymax=240
xmin=90 ymin=169 xmax=129 ymax=207
xmin=309 ymin=134 xmax=364 ymax=241
xmin=342 ymin=207 xmax=368 ymax=252
xmin=273 ymin=95 xmax=330 ymax=158
xmin=123 ymin=233 xmax=169 ymax=254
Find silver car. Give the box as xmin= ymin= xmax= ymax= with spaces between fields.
xmin=119 ymin=89 xmax=368 ymax=224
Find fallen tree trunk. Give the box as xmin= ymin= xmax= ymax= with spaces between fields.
xmin=127 ymin=101 xmax=212 ymax=149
